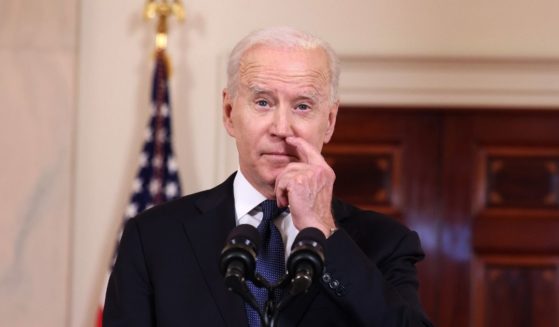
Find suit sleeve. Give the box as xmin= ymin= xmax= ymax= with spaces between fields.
xmin=321 ymin=228 xmax=433 ymax=327
xmin=103 ymin=218 xmax=155 ymax=327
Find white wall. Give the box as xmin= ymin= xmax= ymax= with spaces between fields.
xmin=1 ymin=0 xmax=558 ymax=326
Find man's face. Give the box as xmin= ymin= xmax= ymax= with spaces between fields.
xmin=223 ymin=45 xmax=339 ymax=197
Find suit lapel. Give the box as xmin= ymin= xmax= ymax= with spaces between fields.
xmin=180 ymin=174 xmax=248 ymax=327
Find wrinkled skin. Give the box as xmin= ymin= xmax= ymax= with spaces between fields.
xmin=222 ymin=45 xmax=339 ymax=237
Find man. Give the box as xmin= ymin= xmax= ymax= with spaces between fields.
xmin=104 ymin=26 xmax=433 ymax=326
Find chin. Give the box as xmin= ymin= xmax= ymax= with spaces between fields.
xmin=259 ymin=166 xmax=286 ymax=185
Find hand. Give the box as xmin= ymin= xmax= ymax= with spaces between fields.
xmin=274 ymin=136 xmax=336 ymax=238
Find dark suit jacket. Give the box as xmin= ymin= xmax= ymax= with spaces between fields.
xmin=104 ymin=173 xmax=433 ymax=326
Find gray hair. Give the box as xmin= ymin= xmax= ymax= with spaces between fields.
xmin=226 ymin=26 xmax=340 ymax=104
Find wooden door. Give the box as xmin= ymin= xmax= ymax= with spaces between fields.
xmin=323 ymin=108 xmax=559 ymax=327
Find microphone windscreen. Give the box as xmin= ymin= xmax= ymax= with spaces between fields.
xmin=291 ymin=227 xmax=326 ymax=250
xmin=226 ymin=224 xmax=260 ymax=250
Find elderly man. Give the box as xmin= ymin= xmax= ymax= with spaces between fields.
xmin=104 ymin=26 xmax=433 ymax=327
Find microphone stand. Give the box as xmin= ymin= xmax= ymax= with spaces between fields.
xmin=232 ymin=272 xmax=305 ymax=327
xmin=255 ymin=273 xmax=312 ymax=327
xmin=224 ymin=267 xmax=282 ymax=327
xmin=223 ymin=226 xmax=325 ymax=327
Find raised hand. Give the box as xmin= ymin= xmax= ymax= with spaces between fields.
xmin=274 ymin=136 xmax=336 ymax=238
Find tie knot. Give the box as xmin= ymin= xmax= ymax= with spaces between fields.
xmin=259 ymin=200 xmax=286 ymax=225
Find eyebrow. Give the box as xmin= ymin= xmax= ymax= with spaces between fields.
xmin=248 ymin=85 xmax=269 ymax=96
xmin=248 ymin=85 xmax=321 ymax=103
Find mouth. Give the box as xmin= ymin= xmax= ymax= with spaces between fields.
xmin=262 ymin=152 xmax=298 ymax=161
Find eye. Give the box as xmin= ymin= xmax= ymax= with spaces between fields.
xmin=296 ymin=103 xmax=310 ymax=111
xmin=256 ymin=100 xmax=269 ymax=107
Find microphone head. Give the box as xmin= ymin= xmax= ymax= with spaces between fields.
xmin=291 ymin=227 xmax=326 ymax=251
xmin=226 ymin=224 xmax=261 ymax=250
xmin=219 ymin=224 xmax=260 ymax=279
xmin=287 ymin=227 xmax=326 ymax=282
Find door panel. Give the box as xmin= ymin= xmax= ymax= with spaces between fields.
xmin=323 ymin=108 xmax=559 ymax=327
xmin=323 ymin=108 xmax=442 ymax=321
xmin=468 ymin=112 xmax=559 ymax=327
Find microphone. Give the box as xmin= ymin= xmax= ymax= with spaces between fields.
xmin=220 ymin=224 xmax=260 ymax=291
xmin=286 ymin=227 xmax=326 ymax=296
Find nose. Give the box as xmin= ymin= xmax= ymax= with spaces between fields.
xmin=270 ymin=106 xmax=293 ymax=138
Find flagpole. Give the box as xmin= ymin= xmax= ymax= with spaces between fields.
xmin=96 ymin=2 xmax=186 ymax=326
xmin=144 ymin=0 xmax=186 ymax=52
xmin=144 ymin=0 xmax=185 ymax=206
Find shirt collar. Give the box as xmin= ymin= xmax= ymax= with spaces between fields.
xmin=233 ymin=170 xmax=267 ymax=223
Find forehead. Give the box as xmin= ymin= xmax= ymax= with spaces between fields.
xmin=238 ymin=45 xmax=330 ymax=94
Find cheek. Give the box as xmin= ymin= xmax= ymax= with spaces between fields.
xmin=296 ymin=121 xmax=329 ymax=143
xmin=237 ymin=128 xmax=261 ymax=153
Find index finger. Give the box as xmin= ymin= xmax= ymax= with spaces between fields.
xmin=285 ymin=136 xmax=325 ymax=165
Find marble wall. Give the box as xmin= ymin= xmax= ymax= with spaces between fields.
xmin=0 ymin=0 xmax=77 ymax=326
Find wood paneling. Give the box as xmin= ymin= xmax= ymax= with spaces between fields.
xmin=472 ymin=256 xmax=559 ymax=327
xmin=475 ymin=147 xmax=559 ymax=211
xmin=323 ymin=144 xmax=401 ymax=213
xmin=324 ymin=108 xmax=442 ymax=320
xmin=325 ymin=108 xmax=559 ymax=327
xmin=474 ymin=218 xmax=559 ymax=254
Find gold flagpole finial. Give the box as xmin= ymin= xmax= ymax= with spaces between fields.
xmin=143 ymin=0 xmax=186 ymax=50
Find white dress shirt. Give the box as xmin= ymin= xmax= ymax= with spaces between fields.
xmin=233 ymin=170 xmax=300 ymax=261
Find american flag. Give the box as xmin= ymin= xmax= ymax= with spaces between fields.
xmin=97 ymin=49 xmax=182 ymax=326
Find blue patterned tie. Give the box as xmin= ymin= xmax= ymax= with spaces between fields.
xmin=245 ymin=200 xmax=287 ymax=327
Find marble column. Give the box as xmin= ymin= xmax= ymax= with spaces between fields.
xmin=0 ymin=0 xmax=77 ymax=325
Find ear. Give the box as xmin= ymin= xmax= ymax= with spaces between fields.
xmin=222 ymin=89 xmax=236 ymax=138
xmin=323 ymin=100 xmax=339 ymax=144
